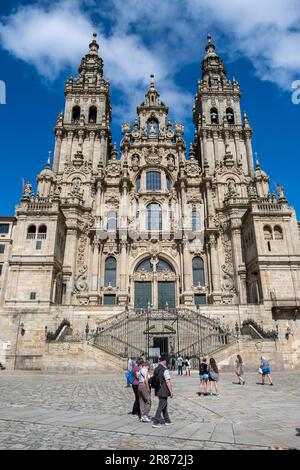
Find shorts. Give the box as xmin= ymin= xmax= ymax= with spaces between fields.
xmin=199 ymin=374 xmax=208 ymax=381
xmin=262 ymin=368 xmax=270 ymax=376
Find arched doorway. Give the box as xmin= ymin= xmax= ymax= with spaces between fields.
xmin=133 ymin=257 xmax=176 ymax=309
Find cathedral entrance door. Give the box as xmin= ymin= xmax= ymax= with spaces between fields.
xmin=134 ymin=281 xmax=152 ymax=309
xmin=153 ymin=337 xmax=168 ymax=356
xmin=158 ymin=281 xmax=175 ymax=309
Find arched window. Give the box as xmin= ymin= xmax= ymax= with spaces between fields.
xmin=166 ymin=175 xmax=171 ymax=192
xmin=136 ymin=259 xmax=152 ymax=272
xmin=88 ymin=106 xmax=97 ymax=123
xmin=147 ymin=203 xmax=162 ymax=231
xmin=107 ymin=211 xmax=117 ymax=231
xmin=192 ymin=211 xmax=201 ymax=231
xmin=136 ymin=176 xmax=141 ymax=192
xmin=27 ymin=225 xmax=36 ymax=239
xmin=274 ymin=225 xmax=283 ymax=240
xmin=263 ymin=226 xmax=272 ymax=240
xmin=146 ymin=172 xmax=161 ymax=191
xmin=157 ymin=259 xmax=174 ymax=273
xmin=37 ymin=225 xmax=47 ymax=240
xmin=226 ymin=107 xmax=235 ymax=124
xmin=210 ymin=107 xmax=219 ymax=124
xmin=104 ymin=257 xmax=116 ymax=287
xmin=72 ymin=106 xmax=80 ymax=124
xmin=193 ymin=257 xmax=205 ymax=286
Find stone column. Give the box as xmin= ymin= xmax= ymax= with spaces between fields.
xmin=99 ymin=130 xmax=107 ymax=169
xmin=91 ymin=237 xmax=100 ymax=292
xmin=212 ymin=131 xmax=219 ymax=165
xmin=67 ymin=131 xmax=73 ymax=164
xmin=234 ymin=132 xmax=241 ymax=165
xmin=89 ymin=131 xmax=96 ymax=163
xmin=64 ymin=228 xmax=78 ymax=304
xmin=53 ymin=130 xmax=62 ymax=173
xmin=95 ymin=181 xmax=102 ymax=228
xmin=245 ymin=132 xmax=254 ymax=177
xmin=206 ymin=181 xmax=215 ymax=227
xmin=209 ymin=233 xmax=222 ymax=302
xmin=231 ymin=225 xmax=246 ymax=304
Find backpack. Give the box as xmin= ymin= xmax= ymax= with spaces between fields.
xmin=125 ymin=370 xmax=135 ymax=384
xmin=149 ymin=374 xmax=160 ymax=394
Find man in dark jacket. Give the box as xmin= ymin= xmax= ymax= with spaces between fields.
xmin=152 ymin=356 xmax=174 ymax=428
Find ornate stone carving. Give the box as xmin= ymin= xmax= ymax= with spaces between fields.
xmin=74 ymin=265 xmax=88 ymax=292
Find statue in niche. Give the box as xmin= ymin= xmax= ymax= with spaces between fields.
xmin=149 ymin=120 xmax=158 ymax=136
xmin=227 ymin=179 xmax=237 ymax=196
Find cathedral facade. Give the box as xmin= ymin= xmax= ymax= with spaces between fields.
xmin=0 ymin=34 xmax=300 ymax=368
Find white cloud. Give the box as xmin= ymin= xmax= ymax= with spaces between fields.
xmin=0 ymin=0 xmax=299 ymax=125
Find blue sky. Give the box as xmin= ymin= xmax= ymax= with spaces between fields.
xmin=0 ymin=0 xmax=299 ymax=216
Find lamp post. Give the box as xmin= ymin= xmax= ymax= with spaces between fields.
xmin=85 ymin=322 xmax=89 ymax=341
xmin=14 ymin=317 xmax=25 ymax=370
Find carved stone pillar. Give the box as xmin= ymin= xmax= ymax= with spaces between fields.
xmin=67 ymin=131 xmax=73 ymax=164
xmin=209 ymin=233 xmax=222 ymax=303
xmin=212 ymin=131 xmax=219 ymax=165
xmin=182 ymin=239 xmax=194 ymax=305
xmin=231 ymin=225 xmax=246 ymax=303
xmin=99 ymin=130 xmax=107 ymax=169
xmin=89 ymin=131 xmax=96 ymax=163
xmin=118 ymin=240 xmax=129 ymax=305
xmin=64 ymin=228 xmax=78 ymax=304
xmin=53 ymin=130 xmax=62 ymax=173
xmin=245 ymin=132 xmax=254 ymax=177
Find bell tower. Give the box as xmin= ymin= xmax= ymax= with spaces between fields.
xmin=193 ymin=34 xmax=254 ymax=178
xmin=52 ymin=33 xmax=112 ymax=175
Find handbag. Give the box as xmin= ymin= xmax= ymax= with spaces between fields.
xmin=258 ymin=367 xmax=263 ymax=374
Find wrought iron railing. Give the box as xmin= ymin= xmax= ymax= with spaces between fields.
xmin=91 ymin=308 xmax=238 ymax=365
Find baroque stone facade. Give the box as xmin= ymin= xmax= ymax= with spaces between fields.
xmin=0 ymin=34 xmax=300 ymax=368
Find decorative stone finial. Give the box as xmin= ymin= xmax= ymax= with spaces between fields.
xmin=207 ymin=33 xmax=212 ymax=44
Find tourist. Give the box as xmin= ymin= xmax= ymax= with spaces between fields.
xmin=185 ymin=356 xmax=191 ymax=376
xmin=177 ymin=355 xmax=183 ymax=375
xmin=235 ymin=354 xmax=245 ymax=385
xmin=152 ymin=356 xmax=174 ymax=428
xmin=259 ymin=356 xmax=274 ymax=386
xmin=126 ymin=357 xmax=134 ymax=387
xmin=208 ymin=357 xmax=220 ymax=397
xmin=170 ymin=354 xmax=176 ymax=371
xmin=138 ymin=361 xmax=152 ymax=422
xmin=130 ymin=358 xmax=142 ymax=417
xmin=198 ymin=357 xmax=209 ymax=395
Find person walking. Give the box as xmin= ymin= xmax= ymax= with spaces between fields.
xmin=235 ymin=354 xmax=245 ymax=385
xmin=185 ymin=356 xmax=191 ymax=376
xmin=170 ymin=354 xmax=176 ymax=371
xmin=208 ymin=357 xmax=220 ymax=397
xmin=138 ymin=361 xmax=152 ymax=423
xmin=130 ymin=358 xmax=142 ymax=417
xmin=198 ymin=357 xmax=209 ymax=396
xmin=126 ymin=357 xmax=134 ymax=387
xmin=152 ymin=356 xmax=174 ymax=428
xmin=259 ymin=356 xmax=274 ymax=385
xmin=177 ymin=355 xmax=183 ymax=375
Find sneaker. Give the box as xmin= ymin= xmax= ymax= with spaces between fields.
xmin=215 ymin=393 xmax=221 ymax=397
xmin=152 ymin=423 xmax=162 ymax=428
xmin=141 ymin=417 xmax=152 ymax=423
xmin=270 ymin=383 xmax=274 ymax=386
xmin=164 ymin=422 xmax=174 ymax=426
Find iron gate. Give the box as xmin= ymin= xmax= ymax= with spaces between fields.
xmin=93 ymin=308 xmax=236 ymax=367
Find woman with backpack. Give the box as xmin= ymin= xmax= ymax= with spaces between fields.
xmin=208 ymin=357 xmax=220 ymax=397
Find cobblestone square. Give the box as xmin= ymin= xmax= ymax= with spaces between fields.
xmin=0 ymin=370 xmax=299 ymax=450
